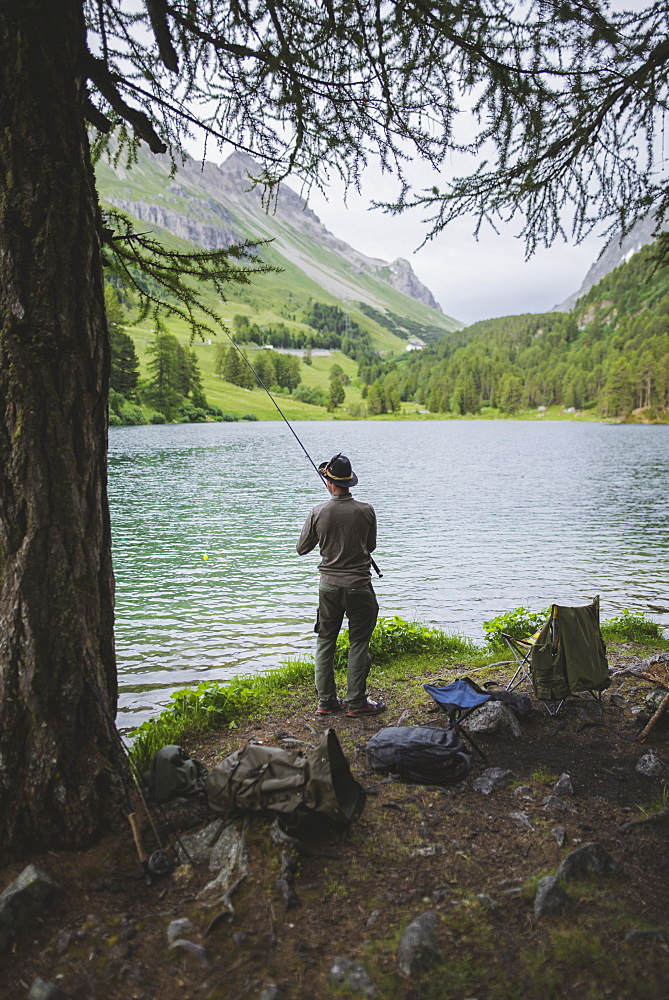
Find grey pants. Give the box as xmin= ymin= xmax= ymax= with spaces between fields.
xmin=314 ymin=581 xmax=379 ymax=709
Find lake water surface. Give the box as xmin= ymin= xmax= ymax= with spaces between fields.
xmin=108 ymin=420 xmax=669 ymax=726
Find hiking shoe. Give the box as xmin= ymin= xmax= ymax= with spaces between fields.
xmin=346 ymin=699 xmax=386 ymax=717
xmin=316 ymin=697 xmax=345 ymax=716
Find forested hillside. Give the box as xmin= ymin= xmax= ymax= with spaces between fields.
xmin=362 ymin=242 xmax=669 ymax=422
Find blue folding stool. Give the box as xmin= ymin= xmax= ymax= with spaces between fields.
xmin=423 ymin=679 xmax=490 ymax=762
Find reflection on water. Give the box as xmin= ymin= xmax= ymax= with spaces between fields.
xmin=109 ymin=420 xmax=669 ymax=725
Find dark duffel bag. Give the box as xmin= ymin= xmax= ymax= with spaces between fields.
xmin=366 ymin=725 xmax=471 ymax=785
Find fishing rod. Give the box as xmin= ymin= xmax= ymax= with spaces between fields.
xmin=223 ymin=333 xmax=383 ymax=577
xmin=77 ymin=660 xmax=180 ymax=881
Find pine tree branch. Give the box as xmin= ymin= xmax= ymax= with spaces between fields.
xmin=85 ymin=52 xmax=167 ymax=153
xmin=83 ymin=95 xmax=113 ymax=133
xmin=100 ymin=209 xmax=279 ymax=341
xmin=145 ymin=0 xmax=179 ymax=73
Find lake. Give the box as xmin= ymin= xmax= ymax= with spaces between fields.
xmin=108 ymin=420 xmax=669 ymax=726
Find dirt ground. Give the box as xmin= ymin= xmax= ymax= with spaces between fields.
xmin=2 ymin=641 xmax=669 ymax=1000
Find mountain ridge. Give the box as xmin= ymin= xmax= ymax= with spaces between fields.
xmin=97 ymin=148 xmax=456 ymax=331
xmin=554 ymin=212 xmax=667 ymax=312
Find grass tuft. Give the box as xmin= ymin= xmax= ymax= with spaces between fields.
xmin=129 ymin=616 xmax=481 ymax=772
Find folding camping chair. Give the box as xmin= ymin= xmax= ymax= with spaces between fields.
xmin=423 ymin=678 xmax=490 ymax=762
xmin=504 ymin=597 xmax=609 ymax=716
xmin=504 ymin=629 xmax=543 ymax=693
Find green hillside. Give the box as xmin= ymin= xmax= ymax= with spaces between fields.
xmin=360 ymin=241 xmax=669 ymax=423
xmin=98 ymin=147 xmax=464 ymax=423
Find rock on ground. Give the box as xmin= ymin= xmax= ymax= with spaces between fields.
xmin=556 ymin=843 xmax=620 ymax=880
xmin=552 ymin=773 xmax=574 ymax=796
xmin=330 ymin=956 xmax=377 ymax=996
xmin=635 ymin=752 xmax=666 ymax=777
xmin=27 ymin=980 xmax=65 ymax=1000
xmin=534 ymin=876 xmax=574 ymax=919
xmin=542 ymin=795 xmax=577 ymax=814
xmin=467 ymin=701 xmax=522 ymax=737
xmin=472 ymin=768 xmax=514 ymax=795
xmin=551 ymin=826 xmax=567 ymax=847
xmin=397 ymin=911 xmax=442 ymax=977
xmin=0 ymin=865 xmax=61 ymax=953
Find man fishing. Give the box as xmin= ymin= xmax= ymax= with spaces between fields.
xmin=296 ymin=453 xmax=386 ymax=717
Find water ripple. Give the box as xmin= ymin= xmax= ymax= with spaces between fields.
xmin=109 ymin=420 xmax=669 ymax=725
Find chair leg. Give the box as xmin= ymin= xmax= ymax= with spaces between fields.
xmin=456 ymin=723 xmax=488 ymax=764
xmin=506 ymin=662 xmax=531 ymax=692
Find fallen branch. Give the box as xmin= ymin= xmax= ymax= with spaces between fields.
xmin=203 ymin=871 xmax=249 ymax=934
xmin=638 ymin=690 xmax=669 ymax=742
xmin=617 ymin=808 xmax=669 ymax=833
xmin=201 ymin=817 xmax=250 ymax=930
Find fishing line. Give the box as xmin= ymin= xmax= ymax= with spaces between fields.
xmin=220 ymin=330 xmax=383 ymax=576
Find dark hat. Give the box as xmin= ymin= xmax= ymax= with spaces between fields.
xmin=318 ymin=453 xmax=358 ymax=487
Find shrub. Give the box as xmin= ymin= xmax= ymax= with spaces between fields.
xmin=242 ymin=413 xmax=259 ymax=421
xmin=179 ymin=403 xmax=208 ymax=422
xmin=129 ymin=661 xmax=315 ymax=773
xmin=293 ymin=385 xmax=328 ymax=406
xmin=601 ymin=610 xmax=664 ymax=641
xmin=108 ymin=410 xmax=122 ymax=426
xmin=118 ymin=403 xmax=145 ymax=425
xmin=482 ymin=606 xmax=550 ymax=647
xmin=150 ymin=411 xmax=166 ymax=424
xmin=334 ymin=616 xmax=474 ymax=669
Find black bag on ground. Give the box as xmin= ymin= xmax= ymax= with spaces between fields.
xmin=366 ymin=725 xmax=471 ymax=785
xmin=205 ymin=728 xmax=365 ymax=832
xmin=143 ymin=744 xmax=208 ymax=803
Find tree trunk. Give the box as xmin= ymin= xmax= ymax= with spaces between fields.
xmin=0 ymin=0 xmax=117 ymax=856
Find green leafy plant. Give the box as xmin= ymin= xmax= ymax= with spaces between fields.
xmin=482 ymin=606 xmax=550 ymax=647
xmin=129 ymin=660 xmax=315 ymax=772
xmin=334 ymin=616 xmax=473 ymax=668
xmin=601 ymin=610 xmax=664 ymax=641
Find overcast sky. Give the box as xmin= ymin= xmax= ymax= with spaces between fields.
xmin=301 ymin=167 xmax=608 ymax=328
xmin=187 ymin=141 xmax=609 ymax=329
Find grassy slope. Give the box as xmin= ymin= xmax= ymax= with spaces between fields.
xmin=97 ymin=151 xmax=459 ymax=355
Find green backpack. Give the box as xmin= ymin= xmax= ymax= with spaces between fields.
xmin=143 ymin=744 xmax=209 ymax=803
xmin=205 ymin=728 xmax=365 ymax=830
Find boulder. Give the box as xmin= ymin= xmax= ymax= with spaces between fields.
xmin=556 ymin=843 xmax=620 ymax=880
xmin=397 ymin=911 xmax=442 ymax=977
xmin=466 ymin=702 xmax=521 ymax=738
xmin=0 ymin=865 xmax=61 ymax=953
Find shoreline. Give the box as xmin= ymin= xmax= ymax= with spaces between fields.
xmin=2 ymin=631 xmax=668 ymax=1000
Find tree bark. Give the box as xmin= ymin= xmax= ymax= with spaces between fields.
xmin=0 ymin=0 xmax=117 ymax=856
